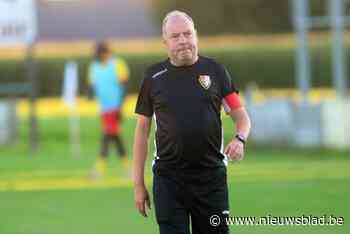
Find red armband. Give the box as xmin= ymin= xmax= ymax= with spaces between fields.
xmin=222 ymin=92 xmax=242 ymax=113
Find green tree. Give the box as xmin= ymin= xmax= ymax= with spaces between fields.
xmin=152 ymin=0 xmax=325 ymax=35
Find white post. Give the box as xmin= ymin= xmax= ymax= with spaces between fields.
xmin=292 ymin=0 xmax=311 ymax=104
xmin=63 ymin=61 xmax=80 ymax=159
xmin=329 ymin=0 xmax=348 ymax=98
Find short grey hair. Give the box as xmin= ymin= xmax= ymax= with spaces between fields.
xmin=162 ymin=10 xmax=195 ymax=37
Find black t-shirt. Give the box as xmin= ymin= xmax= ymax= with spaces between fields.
xmin=135 ymin=55 xmax=238 ymax=171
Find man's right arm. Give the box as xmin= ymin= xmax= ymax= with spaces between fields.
xmin=86 ymin=65 xmax=94 ymax=100
xmin=133 ymin=114 xmax=152 ymax=217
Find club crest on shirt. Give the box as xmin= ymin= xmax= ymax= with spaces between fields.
xmin=198 ymin=75 xmax=211 ymax=90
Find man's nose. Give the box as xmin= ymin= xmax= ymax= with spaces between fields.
xmin=178 ymin=34 xmax=186 ymax=43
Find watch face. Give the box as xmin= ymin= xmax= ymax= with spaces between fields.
xmin=236 ymin=134 xmax=246 ymax=143
xmin=237 ymin=134 xmax=245 ymax=140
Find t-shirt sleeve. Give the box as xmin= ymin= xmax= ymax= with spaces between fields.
xmin=115 ymin=58 xmax=130 ymax=82
xmin=135 ymin=72 xmax=153 ymax=117
xmin=219 ymin=64 xmax=239 ymax=98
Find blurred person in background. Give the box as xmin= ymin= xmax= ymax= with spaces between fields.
xmin=87 ymin=41 xmax=130 ymax=178
xmin=133 ymin=10 xmax=251 ymax=234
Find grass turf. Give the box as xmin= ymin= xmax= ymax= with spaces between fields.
xmin=0 ymin=116 xmax=349 ymax=234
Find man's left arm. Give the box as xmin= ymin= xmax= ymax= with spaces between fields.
xmin=224 ymin=106 xmax=251 ymax=161
xmin=115 ymin=57 xmax=130 ymax=100
xmin=218 ymin=64 xmax=251 ymax=161
xmin=115 ymin=58 xmax=129 ymax=122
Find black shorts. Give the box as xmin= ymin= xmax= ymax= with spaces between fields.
xmin=152 ymin=164 xmax=230 ymax=234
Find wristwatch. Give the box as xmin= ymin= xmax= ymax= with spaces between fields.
xmin=235 ymin=134 xmax=246 ymax=144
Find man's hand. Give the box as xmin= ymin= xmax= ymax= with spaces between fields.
xmin=224 ymin=138 xmax=245 ymax=161
xmin=134 ymin=184 xmax=151 ymax=217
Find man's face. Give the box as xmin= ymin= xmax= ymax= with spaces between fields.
xmin=100 ymin=50 xmax=111 ymax=62
xmin=163 ymin=16 xmax=198 ymax=66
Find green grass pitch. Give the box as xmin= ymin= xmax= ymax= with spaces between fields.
xmin=0 ymin=116 xmax=349 ymax=234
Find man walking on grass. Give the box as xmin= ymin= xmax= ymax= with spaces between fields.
xmin=133 ymin=10 xmax=251 ymax=234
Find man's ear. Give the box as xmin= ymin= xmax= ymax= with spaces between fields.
xmin=162 ymin=35 xmax=167 ymax=45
